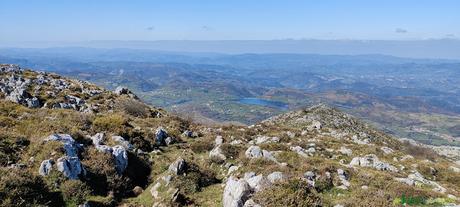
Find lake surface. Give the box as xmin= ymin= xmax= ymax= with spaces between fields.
xmin=238 ymin=98 xmax=288 ymax=110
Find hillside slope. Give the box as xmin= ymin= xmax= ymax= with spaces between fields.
xmin=0 ymin=64 xmax=459 ymax=207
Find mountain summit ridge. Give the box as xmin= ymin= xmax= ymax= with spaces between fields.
xmin=0 ymin=64 xmax=459 ymax=206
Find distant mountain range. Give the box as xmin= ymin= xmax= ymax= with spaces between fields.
xmin=2 ymin=39 xmax=460 ymax=59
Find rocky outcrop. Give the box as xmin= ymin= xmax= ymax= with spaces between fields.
xmin=56 ymin=156 xmax=85 ymax=179
xmin=112 ymin=146 xmax=129 ymax=174
xmin=91 ymin=133 xmax=129 ymax=174
xmin=395 ymin=171 xmax=446 ymax=193
xmin=41 ymin=134 xmax=86 ymax=179
xmin=350 ymin=154 xmax=398 ymax=172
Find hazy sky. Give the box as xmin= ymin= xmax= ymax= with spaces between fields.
xmin=1 ymin=0 xmax=459 ymax=42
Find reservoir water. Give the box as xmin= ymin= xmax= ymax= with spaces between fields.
xmin=238 ymin=98 xmax=288 ymax=110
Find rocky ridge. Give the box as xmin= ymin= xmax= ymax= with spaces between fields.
xmin=0 ymin=64 xmax=459 ymax=207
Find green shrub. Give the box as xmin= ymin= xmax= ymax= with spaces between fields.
xmin=82 ymin=148 xmax=132 ymax=197
xmin=116 ymin=98 xmax=150 ymax=118
xmin=92 ymin=113 xmax=130 ymax=135
xmin=220 ymin=143 xmax=243 ymax=159
xmin=0 ymin=135 xmax=29 ymax=166
xmin=0 ymin=168 xmax=54 ymax=206
xmin=190 ymin=140 xmax=214 ymax=153
xmin=253 ymin=179 xmax=323 ymax=207
xmin=171 ymin=162 xmax=220 ymax=194
xmin=60 ymin=180 xmax=91 ymax=206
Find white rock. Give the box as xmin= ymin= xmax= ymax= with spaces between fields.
xmin=245 ymin=174 xmax=270 ymax=192
xmin=245 ymin=146 xmax=263 ymax=158
xmin=380 ymin=147 xmax=394 ymax=154
xmin=223 ymin=176 xmax=251 ymax=207
xmin=338 ymin=146 xmax=352 ymax=156
xmin=56 ymin=156 xmax=85 ymax=179
xmin=112 ymin=135 xmax=133 ymax=150
xmin=45 ymin=134 xmax=78 ymax=157
xmin=228 ymin=166 xmax=239 ymax=175
xmin=112 ymin=145 xmax=128 ymax=174
xmin=243 ymin=199 xmax=261 ymax=207
xmin=215 ymin=136 xmax=224 ymax=146
xmin=39 ymin=159 xmax=54 ymax=176
xmin=210 ymin=146 xmax=227 ymax=161
xmin=449 ymin=166 xmax=460 ymax=173
xmin=267 ymin=171 xmax=284 ymax=183
xmin=168 ymin=157 xmax=187 ymax=175
xmin=91 ymin=133 xmax=105 ymax=146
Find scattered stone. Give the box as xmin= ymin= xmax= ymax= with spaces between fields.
xmin=165 ymin=137 xmax=176 ymax=145
xmin=254 ymin=135 xmax=279 ymax=144
xmin=337 ymin=169 xmax=350 ymax=189
xmin=210 ymin=146 xmax=227 ymax=161
xmin=351 ymin=135 xmax=370 ymax=145
xmin=91 ymin=133 xmax=105 ymax=146
xmin=290 ymin=145 xmax=314 ymax=157
xmin=307 ymin=120 xmax=322 ymax=131
xmin=112 ymin=135 xmax=133 ymax=150
xmin=243 ymin=199 xmax=262 ymax=207
xmin=133 ymin=186 xmax=144 ymax=196
xmin=39 ymin=159 xmax=54 ymax=176
xmin=304 ymin=171 xmax=316 ymax=187
xmin=215 ymin=136 xmax=224 ymax=146
xmin=286 ymin=131 xmax=296 ymax=138
xmin=150 ymin=182 xmax=162 ymax=199
xmin=168 ymin=158 xmax=187 ymax=175
xmin=246 ymin=174 xmax=270 ymax=192
xmin=395 ymin=171 xmax=446 ymax=193
xmin=114 ymin=86 xmax=129 ymax=95
xmin=338 ymin=146 xmax=352 ymax=156
xmin=380 ymin=146 xmax=394 ymax=154
xmin=155 ymin=127 xmax=168 ymax=146
xmin=267 ymin=171 xmax=284 ymax=183
xmin=400 ymin=155 xmax=414 ymax=161
xmin=182 ymin=130 xmax=194 ymax=138
xmin=228 ymin=165 xmax=239 ymax=175
xmin=448 ymin=166 xmax=460 ymax=173
xmin=245 ymin=146 xmax=263 ymax=158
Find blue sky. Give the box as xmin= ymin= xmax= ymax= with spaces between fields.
xmin=0 ymin=0 xmax=459 ymax=42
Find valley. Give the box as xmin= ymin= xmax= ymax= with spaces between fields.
xmin=1 ymin=48 xmax=459 ymax=147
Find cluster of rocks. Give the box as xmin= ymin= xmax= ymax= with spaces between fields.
xmin=150 ymin=158 xmax=189 ymax=206
xmin=209 ymin=136 xmax=227 ymax=161
xmin=0 ymin=67 xmax=41 ymax=108
xmin=290 ymin=144 xmax=317 ymax=158
xmin=223 ymin=171 xmax=285 ymax=207
xmin=349 ymin=154 xmax=398 ymax=172
xmin=395 ymin=171 xmax=446 ymax=193
xmin=114 ymin=86 xmax=137 ymax=99
xmin=0 ymin=64 xmax=107 ymax=112
xmin=91 ymin=133 xmax=130 ymax=174
xmin=39 ymin=134 xmax=86 ymax=179
xmin=245 ymin=146 xmax=277 ymax=163
xmin=154 ymin=127 xmax=176 ymax=146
